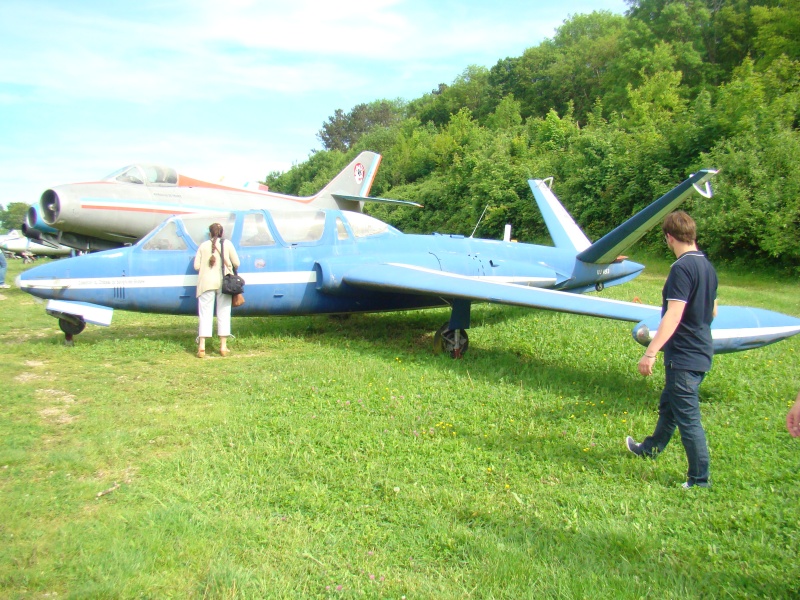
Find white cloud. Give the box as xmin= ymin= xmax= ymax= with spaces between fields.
xmin=0 ymin=0 xmax=629 ymax=211
xmin=192 ymin=0 xmax=560 ymax=61
xmin=0 ymin=0 xmax=574 ymax=106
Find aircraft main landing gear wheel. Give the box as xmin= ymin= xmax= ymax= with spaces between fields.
xmin=58 ymin=317 xmax=86 ymax=347
xmin=433 ymin=324 xmax=469 ymax=359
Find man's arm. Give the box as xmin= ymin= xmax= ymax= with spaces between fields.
xmin=638 ymin=300 xmax=686 ymax=377
xmin=787 ymin=390 xmax=800 ymax=437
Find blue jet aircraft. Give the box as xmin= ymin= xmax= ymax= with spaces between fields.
xmin=16 ymin=170 xmax=800 ymax=356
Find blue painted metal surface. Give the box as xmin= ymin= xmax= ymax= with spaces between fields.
xmin=16 ymin=172 xmax=800 ymax=356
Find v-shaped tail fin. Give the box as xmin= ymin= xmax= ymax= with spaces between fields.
xmin=528 ymin=178 xmax=591 ymax=252
xmin=576 ymin=170 xmax=718 ymax=264
xmin=529 ymin=170 xmax=718 ymax=264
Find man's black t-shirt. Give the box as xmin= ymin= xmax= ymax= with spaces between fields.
xmin=662 ymin=251 xmax=718 ymax=372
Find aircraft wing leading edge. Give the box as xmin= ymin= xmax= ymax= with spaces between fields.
xmin=341 ymin=263 xmax=660 ymax=323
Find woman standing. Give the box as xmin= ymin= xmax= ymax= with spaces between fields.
xmin=193 ymin=222 xmax=240 ymax=357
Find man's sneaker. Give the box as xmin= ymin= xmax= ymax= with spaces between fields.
xmin=682 ymin=481 xmax=710 ymax=489
xmin=626 ymin=436 xmax=644 ymax=456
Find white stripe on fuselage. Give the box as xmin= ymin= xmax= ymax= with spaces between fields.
xmin=19 ymin=268 xmax=561 ymax=292
xmin=19 ymin=271 xmax=318 ymax=290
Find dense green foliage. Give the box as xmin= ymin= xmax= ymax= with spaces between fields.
xmin=0 ymin=202 xmax=28 ymax=233
xmin=267 ymin=0 xmax=800 ymax=270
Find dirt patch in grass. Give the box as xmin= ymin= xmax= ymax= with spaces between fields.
xmin=36 ymin=388 xmax=77 ymax=425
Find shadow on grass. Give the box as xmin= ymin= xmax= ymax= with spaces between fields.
xmin=455 ymin=507 xmax=799 ymax=598
xmin=56 ymin=303 xmax=654 ymax=407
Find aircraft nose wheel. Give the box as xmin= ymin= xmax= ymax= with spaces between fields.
xmin=433 ymin=324 xmax=469 ymax=359
xmin=58 ymin=317 xmax=86 ymax=347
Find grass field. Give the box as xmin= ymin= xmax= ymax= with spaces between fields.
xmin=1 ymin=256 xmax=799 ymax=599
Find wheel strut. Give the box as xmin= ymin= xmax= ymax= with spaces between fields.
xmin=433 ymin=323 xmax=470 ymax=359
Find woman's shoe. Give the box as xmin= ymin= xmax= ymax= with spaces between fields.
xmin=220 ymin=349 xmax=230 ymax=357
xmin=196 ymin=349 xmax=206 ymax=358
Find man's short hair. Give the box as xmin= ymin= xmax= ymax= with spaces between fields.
xmin=662 ymin=210 xmax=696 ymax=244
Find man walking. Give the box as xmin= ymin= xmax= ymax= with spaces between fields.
xmin=0 ymin=250 xmax=9 ymax=288
xmin=626 ymin=210 xmax=718 ymax=488
xmin=787 ymin=390 xmax=800 ymax=437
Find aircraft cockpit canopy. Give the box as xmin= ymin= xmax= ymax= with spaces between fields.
xmin=138 ymin=209 xmax=397 ymax=252
xmin=180 ymin=213 xmax=237 ymax=246
xmin=341 ymin=211 xmax=395 ymax=238
xmin=141 ymin=213 xmax=235 ymax=251
xmin=103 ymin=164 xmax=179 ymax=186
xmin=268 ymin=210 xmax=395 ymax=242
xmin=141 ymin=221 xmax=188 ymax=251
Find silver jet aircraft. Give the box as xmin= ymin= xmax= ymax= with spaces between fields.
xmin=24 ymin=151 xmax=417 ymax=252
xmin=0 ymin=230 xmax=71 ymax=258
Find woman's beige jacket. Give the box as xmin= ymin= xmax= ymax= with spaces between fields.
xmin=193 ymin=239 xmax=241 ymax=298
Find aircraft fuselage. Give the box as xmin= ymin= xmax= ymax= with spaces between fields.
xmin=18 ymin=209 xmax=643 ymax=319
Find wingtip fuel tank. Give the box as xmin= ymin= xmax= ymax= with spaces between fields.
xmin=633 ymin=306 xmax=800 ymax=354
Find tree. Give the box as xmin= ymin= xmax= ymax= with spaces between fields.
xmin=408 ymin=66 xmax=494 ymax=126
xmin=317 ymin=100 xmax=405 ymax=151
xmin=752 ymin=2 xmax=800 ymax=66
xmin=500 ymin=11 xmax=628 ymax=123
xmin=0 ymin=202 xmax=29 ymax=233
xmin=693 ymin=57 xmax=800 ymax=268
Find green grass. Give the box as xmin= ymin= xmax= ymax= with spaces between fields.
xmin=1 ymin=257 xmax=799 ymax=599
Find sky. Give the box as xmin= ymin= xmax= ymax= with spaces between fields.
xmin=0 ymin=0 xmax=629 ymax=210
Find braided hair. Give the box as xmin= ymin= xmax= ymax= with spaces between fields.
xmin=208 ymin=223 xmax=224 ymax=267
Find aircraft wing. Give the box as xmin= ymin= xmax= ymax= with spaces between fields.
xmin=342 ymin=263 xmax=660 ymax=323
xmin=331 ymin=194 xmax=423 ymax=208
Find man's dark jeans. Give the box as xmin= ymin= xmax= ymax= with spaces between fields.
xmin=641 ymin=366 xmax=710 ymax=486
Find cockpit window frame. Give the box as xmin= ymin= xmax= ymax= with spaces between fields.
xmin=240 ymin=212 xmax=277 ymax=247
xmin=141 ymin=164 xmax=179 ymax=186
xmin=139 ymin=219 xmax=189 ymax=252
xmin=137 ymin=212 xmax=237 ymax=252
xmin=341 ymin=210 xmax=397 ymax=238
xmin=105 ymin=165 xmax=146 ymax=185
xmin=179 ymin=213 xmax=238 ymax=247
xmin=269 ymin=210 xmax=328 ymax=246
xmin=103 ymin=164 xmax=178 ymax=186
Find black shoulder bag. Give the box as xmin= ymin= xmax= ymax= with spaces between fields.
xmin=219 ymin=240 xmax=245 ymax=296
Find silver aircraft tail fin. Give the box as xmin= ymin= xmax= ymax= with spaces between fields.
xmin=314 ymin=151 xmax=382 ymax=210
